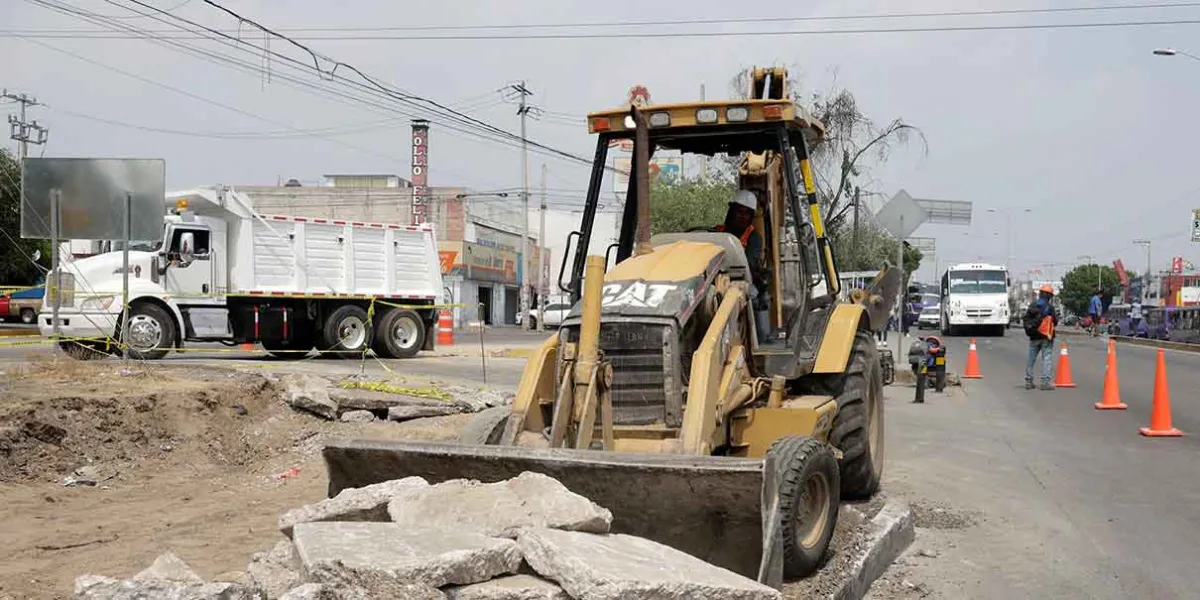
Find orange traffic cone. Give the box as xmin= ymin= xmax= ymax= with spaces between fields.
xmin=1140 ymin=349 xmax=1184 ymax=437
xmin=1053 ymin=341 xmax=1076 ymax=388
xmin=1095 ymin=339 xmax=1127 ymax=410
xmin=962 ymin=338 xmax=982 ymax=379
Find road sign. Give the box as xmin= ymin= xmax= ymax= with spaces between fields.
xmin=21 ymin=157 xmax=165 ymax=240
xmin=1192 ymin=209 xmax=1200 ymax=243
xmin=874 ymin=189 xmax=928 ymax=240
xmin=909 ymin=236 xmax=937 ymax=260
xmin=915 ymin=198 xmax=973 ymax=226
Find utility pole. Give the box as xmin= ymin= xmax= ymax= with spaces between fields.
xmin=537 ymin=163 xmax=547 ymax=332
xmin=1134 ymin=239 xmax=1152 ymax=304
xmin=699 ymin=84 xmax=708 ymax=181
xmin=510 ymin=81 xmax=534 ymax=330
xmin=852 ymin=186 xmax=861 ymax=264
xmin=4 ymin=90 xmax=49 ymax=161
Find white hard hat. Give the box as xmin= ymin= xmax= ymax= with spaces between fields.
xmin=729 ymin=190 xmax=757 ymax=211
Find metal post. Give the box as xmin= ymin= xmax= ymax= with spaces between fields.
xmin=478 ymin=302 xmax=488 ymax=385
xmin=49 ymin=188 xmax=61 ymax=355
xmin=537 ymin=163 xmax=547 ymax=332
xmin=121 ymin=192 xmax=132 ymax=361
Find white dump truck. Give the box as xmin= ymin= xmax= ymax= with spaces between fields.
xmin=38 ymin=186 xmax=445 ymax=360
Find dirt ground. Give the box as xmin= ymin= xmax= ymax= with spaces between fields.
xmin=0 ymin=358 xmax=470 ymax=599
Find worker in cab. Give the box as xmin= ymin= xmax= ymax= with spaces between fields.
xmin=714 ymin=189 xmax=770 ymax=336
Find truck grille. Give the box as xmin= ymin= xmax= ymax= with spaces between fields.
xmin=966 ymin=308 xmax=993 ymax=318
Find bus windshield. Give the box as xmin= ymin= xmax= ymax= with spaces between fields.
xmin=948 ymin=270 xmax=1007 ymax=294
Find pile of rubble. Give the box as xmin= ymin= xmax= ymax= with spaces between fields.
xmin=74 ymin=472 xmax=783 ymax=600
xmin=281 ymin=374 xmax=511 ymax=423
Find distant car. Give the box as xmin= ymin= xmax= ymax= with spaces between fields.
xmin=519 ymin=302 xmax=572 ymax=329
xmin=918 ymin=305 xmax=940 ymax=329
xmin=2 ymin=285 xmax=42 ymax=325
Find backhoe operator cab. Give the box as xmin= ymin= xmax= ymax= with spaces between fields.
xmin=558 ymin=78 xmax=853 ymax=381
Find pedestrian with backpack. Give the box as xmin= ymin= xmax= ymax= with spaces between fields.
xmin=1023 ymin=285 xmax=1059 ymax=390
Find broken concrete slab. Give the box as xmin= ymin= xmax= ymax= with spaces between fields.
xmin=387 ymin=471 xmax=611 ymax=538
xmin=441 ymin=386 xmax=509 ymax=412
xmin=339 ymin=410 xmax=376 ymax=423
xmin=278 ymin=476 xmax=428 ymax=538
xmin=518 ymin=528 xmax=782 ymax=600
xmin=330 ymin=388 xmax=453 ymax=411
xmin=282 ymin=374 xmax=337 ymax=420
xmin=292 ymin=522 xmax=521 ymax=588
xmin=73 ymin=575 xmax=261 ymax=599
xmin=387 ymin=404 xmax=463 ymax=421
xmin=132 ymin=552 xmax=205 ymax=584
xmin=444 ymin=574 xmax=569 ymax=600
xmin=279 ymin=581 xmax=444 ymax=600
xmin=829 ymin=498 xmax=916 ymax=600
xmin=246 ymin=540 xmax=302 ymax=598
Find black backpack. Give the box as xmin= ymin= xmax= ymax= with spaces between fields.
xmin=1022 ymin=303 xmax=1042 ymax=337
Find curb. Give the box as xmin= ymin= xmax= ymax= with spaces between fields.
xmin=1111 ymin=335 xmax=1200 ymax=354
xmin=830 ymin=498 xmax=916 ymax=600
xmin=0 ymin=328 xmax=40 ymax=338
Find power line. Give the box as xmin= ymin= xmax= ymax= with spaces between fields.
xmin=10 ymin=16 xmax=1200 ymax=40
xmin=52 ymin=106 xmax=414 ymax=139
xmin=11 ymin=2 xmax=1200 ymax=34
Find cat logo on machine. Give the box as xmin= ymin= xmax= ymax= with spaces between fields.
xmin=601 ymin=281 xmax=678 ymax=309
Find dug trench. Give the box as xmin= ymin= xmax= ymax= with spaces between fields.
xmin=0 ymin=358 xmax=912 ymax=599
xmin=0 ymin=359 xmax=476 ymax=599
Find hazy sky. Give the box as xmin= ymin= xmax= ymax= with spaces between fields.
xmin=4 ymin=0 xmax=1200 ymax=283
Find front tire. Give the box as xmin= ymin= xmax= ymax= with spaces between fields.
xmin=123 ymin=302 xmax=175 ymax=360
xmin=322 ymin=304 xmax=373 ymax=358
xmin=768 ymin=436 xmax=840 ymax=579
xmin=829 ymin=331 xmax=885 ymax=499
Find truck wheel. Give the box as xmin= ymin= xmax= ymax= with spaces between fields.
xmin=263 ymin=334 xmax=313 ymax=360
xmin=124 ymin=302 xmax=175 ymax=360
xmin=829 ymin=331 xmax=885 ymax=499
xmin=322 ymin=305 xmax=373 ymax=358
xmin=768 ymin=435 xmax=840 ymax=579
xmin=458 ymin=406 xmax=512 ymax=445
xmin=20 ymin=308 xmax=35 ymax=325
xmin=373 ymin=308 xmax=425 ymax=359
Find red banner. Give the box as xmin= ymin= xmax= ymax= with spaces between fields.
xmin=1113 ymin=259 xmax=1129 ymax=286
xmin=1171 ymin=255 xmax=1184 ymax=273
xmin=411 ymin=122 xmax=429 ymax=225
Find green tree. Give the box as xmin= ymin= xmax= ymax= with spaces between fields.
xmin=832 ymin=220 xmax=921 ymax=277
xmin=0 ymin=149 xmax=50 ymax=286
xmin=1060 ymin=264 xmax=1121 ymax=317
xmin=648 ymin=177 xmax=734 ymax=235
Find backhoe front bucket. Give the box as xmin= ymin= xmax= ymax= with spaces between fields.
xmin=323 ymin=439 xmax=772 ymax=579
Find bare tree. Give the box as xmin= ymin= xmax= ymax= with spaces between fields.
xmin=727 ymin=65 xmax=927 ymax=234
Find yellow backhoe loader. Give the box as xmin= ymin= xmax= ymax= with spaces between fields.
xmin=324 ymin=67 xmax=901 ymax=587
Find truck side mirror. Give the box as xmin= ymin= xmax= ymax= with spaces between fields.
xmin=179 ymin=232 xmax=195 ymax=266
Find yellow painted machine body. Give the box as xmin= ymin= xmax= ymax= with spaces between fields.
xmin=323 ymin=66 xmax=898 ymax=585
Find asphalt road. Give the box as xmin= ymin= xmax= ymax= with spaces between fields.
xmin=881 ymin=331 xmax=1200 ymax=599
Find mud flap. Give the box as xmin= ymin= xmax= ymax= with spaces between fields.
xmin=323 ymin=438 xmax=770 ymax=579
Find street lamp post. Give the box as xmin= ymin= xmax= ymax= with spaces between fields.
xmin=985 ymin=207 xmax=1033 ymax=270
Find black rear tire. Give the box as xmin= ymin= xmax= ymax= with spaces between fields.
xmin=829 ymin=330 xmax=885 ymax=499
xmin=768 ymin=436 xmax=840 ymax=579
xmin=373 ymin=308 xmax=425 ymax=359
xmin=20 ymin=308 xmax=35 ymax=325
xmin=321 ymin=304 xmax=373 ymax=358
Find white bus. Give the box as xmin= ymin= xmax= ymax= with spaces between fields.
xmin=939 ymin=263 xmax=1011 ymax=336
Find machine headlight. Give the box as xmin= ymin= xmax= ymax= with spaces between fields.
xmin=648 ymin=112 xmax=671 ymax=127
xmin=726 ymin=106 xmax=750 ymax=122
xmin=79 ymin=296 xmax=115 ymax=311
xmin=695 ymin=108 xmax=718 ymax=124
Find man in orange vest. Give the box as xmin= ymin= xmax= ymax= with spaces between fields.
xmin=715 ymin=190 xmax=770 ymax=334
xmin=1022 ymin=284 xmax=1059 ymax=390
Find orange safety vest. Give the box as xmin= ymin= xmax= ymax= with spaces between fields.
xmin=714 ymin=224 xmax=755 ymax=247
